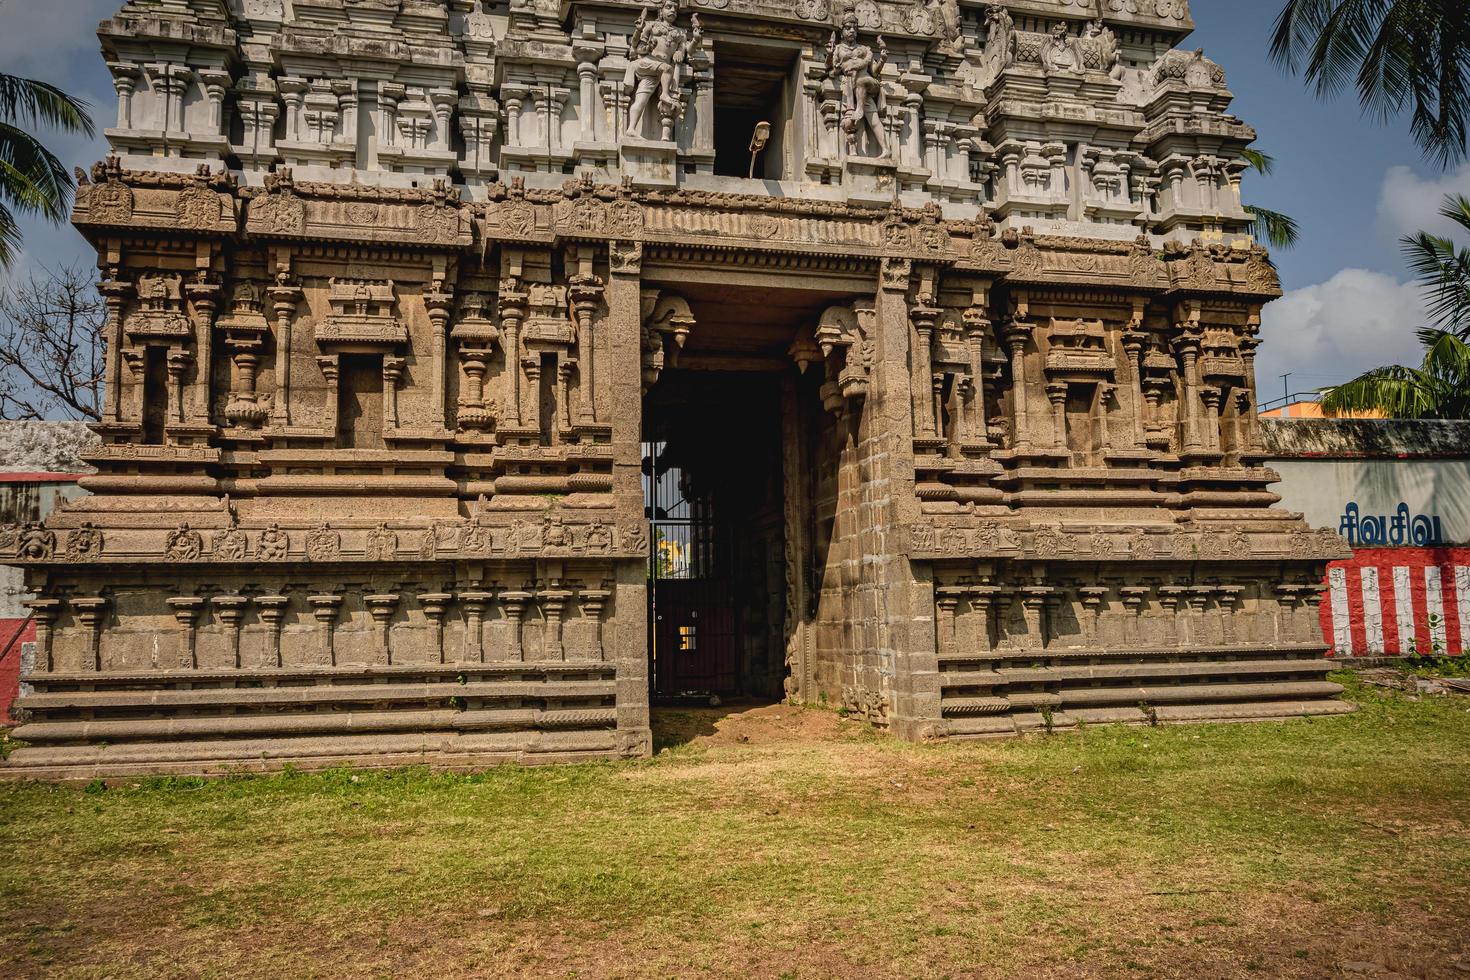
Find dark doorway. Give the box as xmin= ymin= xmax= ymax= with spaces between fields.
xmin=713 ymin=41 xmax=798 ymax=180
xmin=337 ymin=353 xmax=385 ymax=449
xmin=644 ymin=371 xmax=786 ymax=700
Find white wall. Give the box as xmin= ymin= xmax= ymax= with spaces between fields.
xmin=1270 ymin=458 xmax=1470 ymax=547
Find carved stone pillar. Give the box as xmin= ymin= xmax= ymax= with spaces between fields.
xmin=1121 ymin=329 xmax=1148 ymax=449
xmin=522 ymin=354 xmax=543 ymax=434
xmin=100 ymin=279 xmax=134 ymax=424
xmin=540 ymin=581 xmax=573 ymax=660
xmin=499 ymin=285 xmax=528 ymax=428
xmin=1045 ymin=381 xmax=1068 ymax=450
xmin=269 ymin=283 xmax=303 ymax=426
xmin=1173 ymin=330 xmax=1203 ymax=453
xmin=569 ymin=274 xmax=604 ymax=425
xmin=425 ymin=289 xmax=453 ymax=430
xmin=1120 ymin=586 xmax=1149 ymax=647
xmin=199 ymin=70 xmax=231 ymax=135
xmin=579 ymin=584 xmax=611 ymax=662
xmin=967 ymin=586 xmax=998 ymax=654
xmin=365 ymin=594 xmax=399 ymax=665
xmin=1080 ymin=586 xmax=1108 ymax=646
xmin=168 ymin=596 xmax=203 ymax=670
xmin=910 ymin=302 xmax=940 ymax=439
xmin=994 ymin=590 xmax=1018 ymax=650
xmin=1200 ymin=387 xmax=1222 ymax=451
xmin=1002 ymin=321 xmax=1032 ymax=450
xmin=962 ymin=304 xmax=991 ymax=447
xmin=577 ymin=59 xmax=599 ymax=142
xmin=212 ymin=595 xmax=249 ymax=669
xmin=459 ymin=590 xmax=491 ymax=663
xmin=1217 ymin=586 xmax=1243 ymax=645
xmin=256 ymin=595 xmax=289 ymax=668
xmin=1186 ymin=587 xmax=1213 ymax=649
xmin=25 ymin=599 xmax=62 ymax=673
xmin=1020 ymin=586 xmax=1053 ymax=651
xmin=1274 ymin=585 xmax=1302 ymax=644
xmin=166 ymin=350 xmax=192 ymax=427
xmin=1158 ymin=587 xmax=1187 ymax=648
xmin=383 ymin=356 xmax=406 ymax=431
xmin=107 ymin=62 xmax=140 ymax=129
xmin=420 ymin=593 xmax=452 ymax=664
xmin=185 ymin=280 xmax=220 ymax=426
xmin=309 ymin=594 xmax=343 ymax=666
xmin=501 ymin=588 xmax=533 ymax=662
xmin=1302 ymin=588 xmax=1327 ymax=646
xmin=935 ymin=587 xmax=964 ymax=661
xmin=73 ymin=598 xmax=109 ymax=673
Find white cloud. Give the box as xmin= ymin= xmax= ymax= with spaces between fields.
xmin=1256 ymin=268 xmax=1427 ymax=395
xmin=1376 ymin=163 xmax=1470 ymax=242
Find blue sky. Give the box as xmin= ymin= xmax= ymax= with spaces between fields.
xmin=0 ymin=0 xmax=1457 ymax=400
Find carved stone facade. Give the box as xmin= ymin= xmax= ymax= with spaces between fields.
xmin=2 ymin=0 xmax=1352 ymax=779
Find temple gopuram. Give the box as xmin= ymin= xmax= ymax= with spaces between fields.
xmin=1 ymin=0 xmax=1353 ymax=778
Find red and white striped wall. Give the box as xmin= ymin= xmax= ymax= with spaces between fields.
xmin=1321 ymin=548 xmax=1470 ymax=657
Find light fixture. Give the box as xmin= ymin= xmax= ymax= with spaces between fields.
xmin=749 ymin=121 xmax=772 ymax=179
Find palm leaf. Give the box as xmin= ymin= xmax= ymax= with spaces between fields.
xmin=0 ymin=75 xmax=94 ymax=137
xmin=1245 ymin=203 xmax=1301 ymax=249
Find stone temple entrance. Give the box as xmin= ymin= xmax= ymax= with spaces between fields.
xmin=644 ymin=372 xmax=785 ymax=700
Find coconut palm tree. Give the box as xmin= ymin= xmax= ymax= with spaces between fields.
xmin=1271 ymin=0 xmax=1470 ymax=167
xmin=0 ymin=74 xmax=95 ymax=269
xmin=1241 ymin=148 xmax=1300 ymax=250
xmin=1321 ymin=194 xmax=1470 ymax=419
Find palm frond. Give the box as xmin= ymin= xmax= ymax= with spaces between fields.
xmin=0 ymin=121 xmax=74 ymax=224
xmin=0 ymin=75 xmax=94 ymax=138
xmin=1240 ymin=148 xmax=1276 ymax=175
xmin=1245 ymin=203 xmax=1301 ymax=249
xmin=1320 ymin=364 xmax=1448 ymax=419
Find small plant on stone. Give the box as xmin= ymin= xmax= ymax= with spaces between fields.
xmin=1139 ymin=701 xmax=1159 ymax=727
xmin=1039 ymin=704 xmax=1055 ymax=736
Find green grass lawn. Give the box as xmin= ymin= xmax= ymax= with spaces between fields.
xmin=1 ymin=673 xmax=1468 ymax=979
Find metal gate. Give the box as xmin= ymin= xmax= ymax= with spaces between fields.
xmin=644 ymin=439 xmax=739 ymax=698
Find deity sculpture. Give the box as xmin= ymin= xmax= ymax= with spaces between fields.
xmin=931 ymin=0 xmax=961 ymax=46
xmin=624 ymin=0 xmax=702 ymax=141
xmin=1042 ymin=23 xmax=1082 ymax=74
xmin=826 ymin=11 xmax=889 ymax=158
xmin=983 ymin=4 xmax=1015 ymax=75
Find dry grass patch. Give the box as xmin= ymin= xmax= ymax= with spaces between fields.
xmin=1 ymin=674 xmax=1468 ymax=978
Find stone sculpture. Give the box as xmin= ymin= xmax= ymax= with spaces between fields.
xmin=625 ymin=0 xmax=702 ymax=141
xmin=826 ymin=9 xmax=889 ymax=157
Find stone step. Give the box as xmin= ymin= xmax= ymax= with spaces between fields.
xmin=1002 ymin=679 xmax=1343 ymax=710
xmin=3 ymin=727 xmax=621 ymax=781
xmin=940 ymin=657 xmax=1333 ymax=690
xmin=1004 ymin=698 xmax=1359 ymax=732
xmin=938 ymin=642 xmax=1328 ymax=667
xmin=11 ymin=706 xmax=618 ymax=745
xmin=15 ymin=679 xmax=615 ymax=716
xmin=28 ymin=661 xmax=616 ymax=691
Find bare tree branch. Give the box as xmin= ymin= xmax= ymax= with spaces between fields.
xmin=0 ymin=262 xmax=104 ymax=421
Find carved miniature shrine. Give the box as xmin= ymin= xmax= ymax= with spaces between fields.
xmin=1 ymin=0 xmax=1353 ymax=778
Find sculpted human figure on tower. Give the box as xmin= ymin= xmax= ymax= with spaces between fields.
xmin=624 ymin=0 xmax=702 ymax=140
xmin=826 ymin=10 xmax=889 ymax=158
xmin=1042 ymin=22 xmax=1082 ymax=74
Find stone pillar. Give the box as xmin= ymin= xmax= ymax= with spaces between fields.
xmin=1020 ymin=586 xmax=1053 ymax=651
xmin=166 ymin=350 xmax=192 ymax=427
xmin=967 ymin=586 xmax=997 ymax=654
xmin=579 ymin=584 xmax=611 ymax=662
xmin=1120 ymin=586 xmax=1149 ymax=647
xmin=383 ymin=356 xmax=405 ymax=431
xmin=994 ymin=590 xmax=1018 ymax=650
xmin=309 ymin=594 xmax=342 ymax=666
xmin=540 ymin=581 xmax=573 ymax=660
xmin=1080 ymin=586 xmax=1108 ymax=645
xmin=1121 ymin=329 xmax=1148 ymax=449
xmin=1173 ymin=329 xmax=1203 ymax=453
xmin=72 ymin=598 xmax=109 ymax=673
xmin=962 ymin=301 xmax=991 ymax=447
xmin=1045 ymin=381 xmax=1068 ymax=449
xmin=459 ymin=590 xmax=490 ymax=663
xmin=425 ymin=289 xmax=453 ymax=430
xmin=269 ymin=283 xmax=302 ymax=426
xmin=1217 ymin=586 xmax=1242 ymax=645
xmin=107 ymin=62 xmax=140 ymax=128
xmin=910 ymin=301 xmax=939 ymax=439
xmin=212 ymin=595 xmax=249 ymax=669
xmin=25 ymin=599 xmax=61 ymax=673
xmin=522 ymin=354 xmax=542 ymax=434
xmin=570 ymin=275 xmax=604 ymax=426
xmin=1158 ymin=587 xmax=1187 ymax=648
xmin=365 ymin=594 xmax=399 ymax=665
xmin=935 ymin=587 xmax=963 ymax=661
xmin=501 ymin=588 xmax=533 ymax=661
xmin=1186 ymin=587 xmax=1212 ymax=649
xmin=185 ymin=280 xmax=219 ymax=426
xmin=256 ymin=596 xmax=289 ymax=668
xmin=499 ymin=284 xmax=528 ymax=429
xmin=168 ymin=597 xmax=204 ymax=670
xmin=1002 ymin=321 xmax=1032 ymax=450
xmin=421 ymin=593 xmax=452 ymax=665
xmin=200 ymin=70 xmax=231 ymax=136
xmin=100 ymin=279 xmax=134 ymax=424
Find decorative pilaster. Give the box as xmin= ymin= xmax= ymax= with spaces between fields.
xmin=269 ymin=283 xmax=303 ymax=426
xmin=420 ymin=593 xmax=452 ymax=665
xmin=500 ymin=588 xmax=533 ymax=661
xmin=383 ymin=356 xmax=406 ymax=431
xmin=99 ymin=279 xmax=134 ymax=424
xmin=1080 ymin=586 xmax=1109 ymax=646
xmin=935 ymin=587 xmax=964 ymax=660
xmin=1002 ymin=321 xmax=1032 ymax=450
xmin=256 ymin=596 xmax=289 ymax=668
xmin=910 ymin=301 xmax=940 ymax=439
xmin=962 ymin=303 xmax=992 ymax=447
xmin=425 ymin=289 xmax=453 ymax=430
xmin=499 ymin=284 xmax=528 ymax=428
xmin=569 ymin=274 xmax=604 ymax=425
xmin=579 ymin=584 xmax=611 ymax=662
xmin=24 ymin=599 xmax=61 ymax=673
xmin=185 ymin=279 xmax=220 ymax=426
xmin=1158 ymin=587 xmax=1188 ymax=648
xmin=539 ymin=581 xmax=573 ymax=660
xmin=168 ymin=596 xmax=204 ymax=669
xmin=212 ymin=595 xmax=249 ymax=669
xmin=1019 ymin=586 xmax=1053 ymax=651
xmin=309 ymin=594 xmax=343 ymax=666
xmin=365 ymin=594 xmax=400 ymax=665
xmin=73 ymin=598 xmax=109 ymax=673
xmin=1119 ymin=587 xmax=1149 ymax=646
xmin=459 ymin=590 xmax=491 ymax=663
